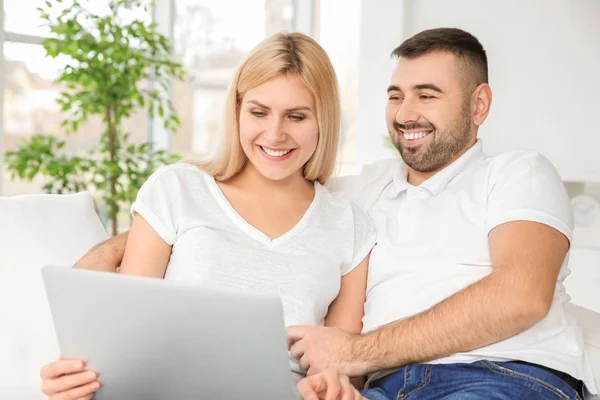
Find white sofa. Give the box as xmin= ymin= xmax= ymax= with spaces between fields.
xmin=0 ymin=192 xmax=108 ymax=399
xmin=1 ymin=192 xmax=599 ymax=399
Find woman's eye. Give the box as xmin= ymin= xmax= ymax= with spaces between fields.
xmin=251 ymin=110 xmax=266 ymax=117
xmin=289 ymin=114 xmax=305 ymax=121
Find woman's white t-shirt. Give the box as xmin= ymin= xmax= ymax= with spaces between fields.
xmin=130 ymin=163 xmax=376 ymax=372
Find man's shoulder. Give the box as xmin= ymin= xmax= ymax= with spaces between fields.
xmin=481 ymin=150 xmax=573 ymax=237
xmin=485 ymin=149 xmax=560 ymax=181
xmin=329 ymin=158 xmax=400 ymax=194
xmin=360 ymin=158 xmax=402 ymax=179
xmin=328 ymin=158 xmax=400 ymax=210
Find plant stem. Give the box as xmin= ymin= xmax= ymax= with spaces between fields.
xmin=106 ymin=105 xmax=118 ymax=236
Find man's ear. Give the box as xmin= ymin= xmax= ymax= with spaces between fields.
xmin=472 ymin=83 xmax=492 ymax=127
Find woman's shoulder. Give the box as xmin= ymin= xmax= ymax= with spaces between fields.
xmin=146 ymin=162 xmax=211 ymax=185
xmin=151 ymin=161 xmax=208 ymax=177
xmin=139 ymin=162 xmax=214 ymax=199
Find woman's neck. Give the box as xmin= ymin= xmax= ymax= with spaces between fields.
xmin=223 ymin=164 xmax=314 ymax=200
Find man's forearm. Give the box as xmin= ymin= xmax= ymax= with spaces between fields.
xmin=355 ymin=271 xmax=548 ymax=372
xmin=74 ymin=231 xmax=129 ymax=272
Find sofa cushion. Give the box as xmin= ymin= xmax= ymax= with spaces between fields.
xmin=565 ymin=302 xmax=600 ymax=395
xmin=0 ymin=192 xmax=108 ymax=399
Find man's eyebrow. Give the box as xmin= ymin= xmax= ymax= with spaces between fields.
xmin=413 ymin=83 xmax=444 ymax=93
xmin=387 ymin=85 xmax=401 ymax=93
xmin=246 ymin=99 xmax=312 ymax=112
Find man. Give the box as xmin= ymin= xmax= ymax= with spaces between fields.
xmin=42 ymin=28 xmax=597 ymax=399
xmin=287 ymin=28 xmax=597 ymax=399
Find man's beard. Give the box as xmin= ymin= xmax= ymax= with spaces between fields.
xmin=390 ymin=103 xmax=472 ymax=173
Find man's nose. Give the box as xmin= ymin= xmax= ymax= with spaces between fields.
xmin=395 ymin=98 xmax=420 ymax=125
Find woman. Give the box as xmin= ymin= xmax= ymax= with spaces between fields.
xmin=40 ymin=32 xmax=374 ymax=400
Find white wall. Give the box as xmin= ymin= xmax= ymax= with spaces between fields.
xmin=355 ymin=0 xmax=407 ymax=167
xmin=356 ymin=0 xmax=600 ymax=182
xmin=565 ymin=248 xmax=600 ymax=312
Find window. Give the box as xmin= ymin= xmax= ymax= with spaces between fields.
xmin=2 ymin=42 xmax=149 ymax=196
xmin=317 ymin=0 xmax=361 ymax=176
xmin=1 ymin=1 xmax=151 ymax=196
xmin=171 ymin=0 xmax=294 ymax=160
xmin=3 ymin=0 xmax=150 ymax=37
xmin=4 ymin=0 xmax=56 ymax=37
xmin=2 ymin=42 xmax=101 ymax=195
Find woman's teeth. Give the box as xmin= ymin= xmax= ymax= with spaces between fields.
xmin=261 ymin=146 xmax=292 ymax=157
xmin=403 ymin=131 xmax=431 ymax=140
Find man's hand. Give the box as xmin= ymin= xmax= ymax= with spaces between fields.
xmin=297 ymin=368 xmax=365 ymax=400
xmin=288 ymin=326 xmax=369 ymax=377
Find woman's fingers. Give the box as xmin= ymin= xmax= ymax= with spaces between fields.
xmin=42 ymin=369 xmax=98 ymax=396
xmin=50 ymin=379 xmax=101 ymax=400
xmin=41 ymin=359 xmax=85 ymax=380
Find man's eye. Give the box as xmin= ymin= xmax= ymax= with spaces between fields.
xmin=420 ymin=95 xmax=434 ymax=100
xmin=389 ymin=96 xmax=403 ymax=101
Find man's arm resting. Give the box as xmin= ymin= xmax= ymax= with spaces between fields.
xmin=74 ymin=231 xmax=129 ymax=272
xmin=354 ymin=220 xmax=569 ymax=373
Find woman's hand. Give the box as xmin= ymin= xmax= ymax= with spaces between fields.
xmin=40 ymin=358 xmax=101 ymax=400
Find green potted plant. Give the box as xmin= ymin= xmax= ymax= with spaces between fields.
xmin=5 ymin=0 xmax=185 ymax=236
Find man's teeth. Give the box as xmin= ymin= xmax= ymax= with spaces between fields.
xmin=262 ymin=146 xmax=292 ymax=157
xmin=403 ymin=131 xmax=431 ymax=140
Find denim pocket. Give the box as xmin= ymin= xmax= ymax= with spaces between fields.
xmin=480 ymin=360 xmax=581 ymax=400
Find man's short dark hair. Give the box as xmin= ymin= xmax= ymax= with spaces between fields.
xmin=391 ymin=28 xmax=488 ymax=90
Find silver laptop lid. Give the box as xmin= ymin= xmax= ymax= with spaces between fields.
xmin=42 ymin=265 xmax=295 ymax=400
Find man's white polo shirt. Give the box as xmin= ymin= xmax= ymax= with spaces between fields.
xmin=331 ymin=140 xmax=597 ymax=394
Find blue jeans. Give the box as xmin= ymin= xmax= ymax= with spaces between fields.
xmin=360 ymin=361 xmax=582 ymax=400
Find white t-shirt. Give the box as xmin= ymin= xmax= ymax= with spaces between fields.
xmin=130 ymin=163 xmax=376 ymax=374
xmin=330 ymin=140 xmax=597 ymax=394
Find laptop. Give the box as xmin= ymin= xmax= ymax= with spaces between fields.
xmin=41 ymin=265 xmax=296 ymax=400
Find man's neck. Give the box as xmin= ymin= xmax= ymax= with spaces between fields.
xmin=407 ymin=169 xmax=438 ymax=187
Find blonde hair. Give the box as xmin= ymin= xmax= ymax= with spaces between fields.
xmin=195 ymin=32 xmax=341 ymax=185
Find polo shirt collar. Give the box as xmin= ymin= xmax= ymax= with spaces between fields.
xmin=388 ymin=139 xmax=485 ymax=198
